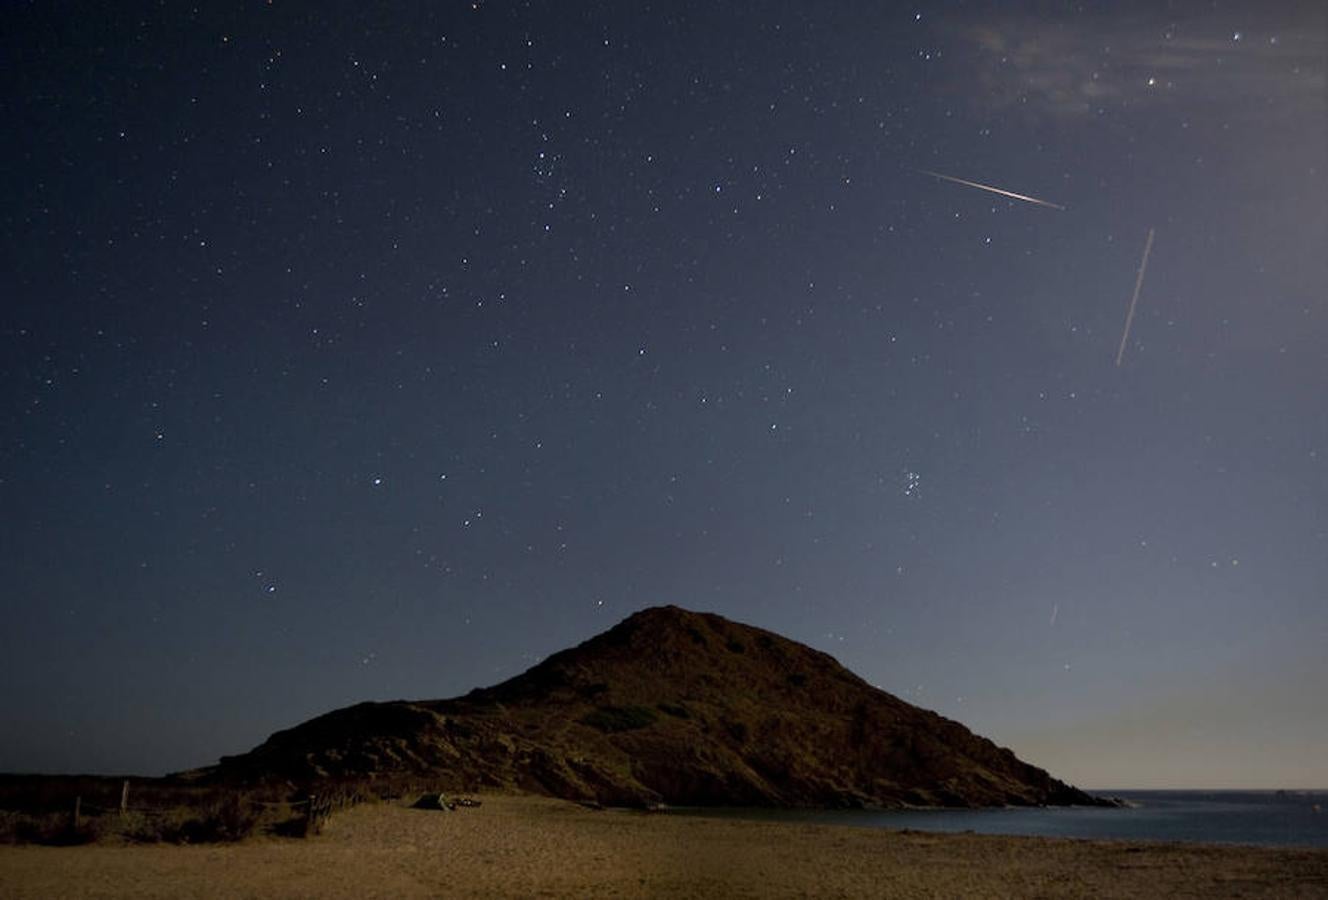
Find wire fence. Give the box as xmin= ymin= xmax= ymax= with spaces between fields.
xmin=7 ymin=777 xmax=480 ymax=844
xmin=78 ymin=797 xmax=309 ymax=815
xmin=58 ymin=782 xmax=369 ymax=837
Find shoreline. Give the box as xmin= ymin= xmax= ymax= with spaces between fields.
xmin=659 ymin=794 xmax=1327 ymax=851
xmin=2 ymin=793 xmax=1325 ymax=898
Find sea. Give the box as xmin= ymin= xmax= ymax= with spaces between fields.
xmin=670 ymin=791 xmax=1328 ymax=848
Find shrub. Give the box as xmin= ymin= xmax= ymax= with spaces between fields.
xmin=0 ymin=810 xmax=100 ymax=845
xmin=581 ymin=705 xmax=658 ymax=733
xmin=115 ymin=796 xmax=260 ymax=844
xmin=189 ymin=793 xmax=261 ymax=842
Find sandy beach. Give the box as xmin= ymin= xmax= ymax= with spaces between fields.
xmin=1 ymin=794 xmax=1325 ymax=898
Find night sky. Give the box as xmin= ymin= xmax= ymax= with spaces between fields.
xmin=2 ymin=2 xmax=1324 ymax=789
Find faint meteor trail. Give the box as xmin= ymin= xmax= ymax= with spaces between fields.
xmin=1115 ymin=227 xmax=1156 ymax=367
xmin=914 ymin=168 xmax=1066 ymax=210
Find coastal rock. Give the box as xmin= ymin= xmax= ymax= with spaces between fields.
xmin=201 ymin=606 xmax=1110 ymax=809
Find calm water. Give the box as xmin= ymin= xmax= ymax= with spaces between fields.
xmin=671 ymin=791 xmax=1328 ymax=848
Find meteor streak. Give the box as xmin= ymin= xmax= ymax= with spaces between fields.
xmin=915 ymin=169 xmax=1066 ymax=210
xmin=1115 ymin=227 xmax=1156 ymax=367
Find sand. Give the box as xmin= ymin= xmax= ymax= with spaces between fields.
xmin=1 ymin=794 xmax=1325 ymax=898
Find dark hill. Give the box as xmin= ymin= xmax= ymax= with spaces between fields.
xmin=203 ymin=606 xmax=1105 ymax=808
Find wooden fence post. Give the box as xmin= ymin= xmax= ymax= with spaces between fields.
xmin=305 ymin=795 xmax=316 ymax=836
xmin=72 ymin=796 xmax=82 ymax=830
xmin=120 ymin=780 xmax=129 ymax=816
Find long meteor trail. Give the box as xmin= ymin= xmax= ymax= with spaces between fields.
xmin=915 ymin=169 xmax=1066 ymax=210
xmin=1115 ymin=227 xmax=1156 ymax=367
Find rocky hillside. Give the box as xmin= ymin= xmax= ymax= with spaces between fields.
xmin=203 ymin=606 xmax=1106 ymax=808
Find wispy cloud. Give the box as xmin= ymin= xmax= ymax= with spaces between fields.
xmin=955 ymin=10 xmax=1325 ymax=120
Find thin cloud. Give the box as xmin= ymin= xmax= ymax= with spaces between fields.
xmin=956 ymin=11 xmax=1325 ymax=120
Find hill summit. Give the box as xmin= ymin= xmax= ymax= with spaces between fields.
xmin=207 ymin=606 xmax=1104 ymax=808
